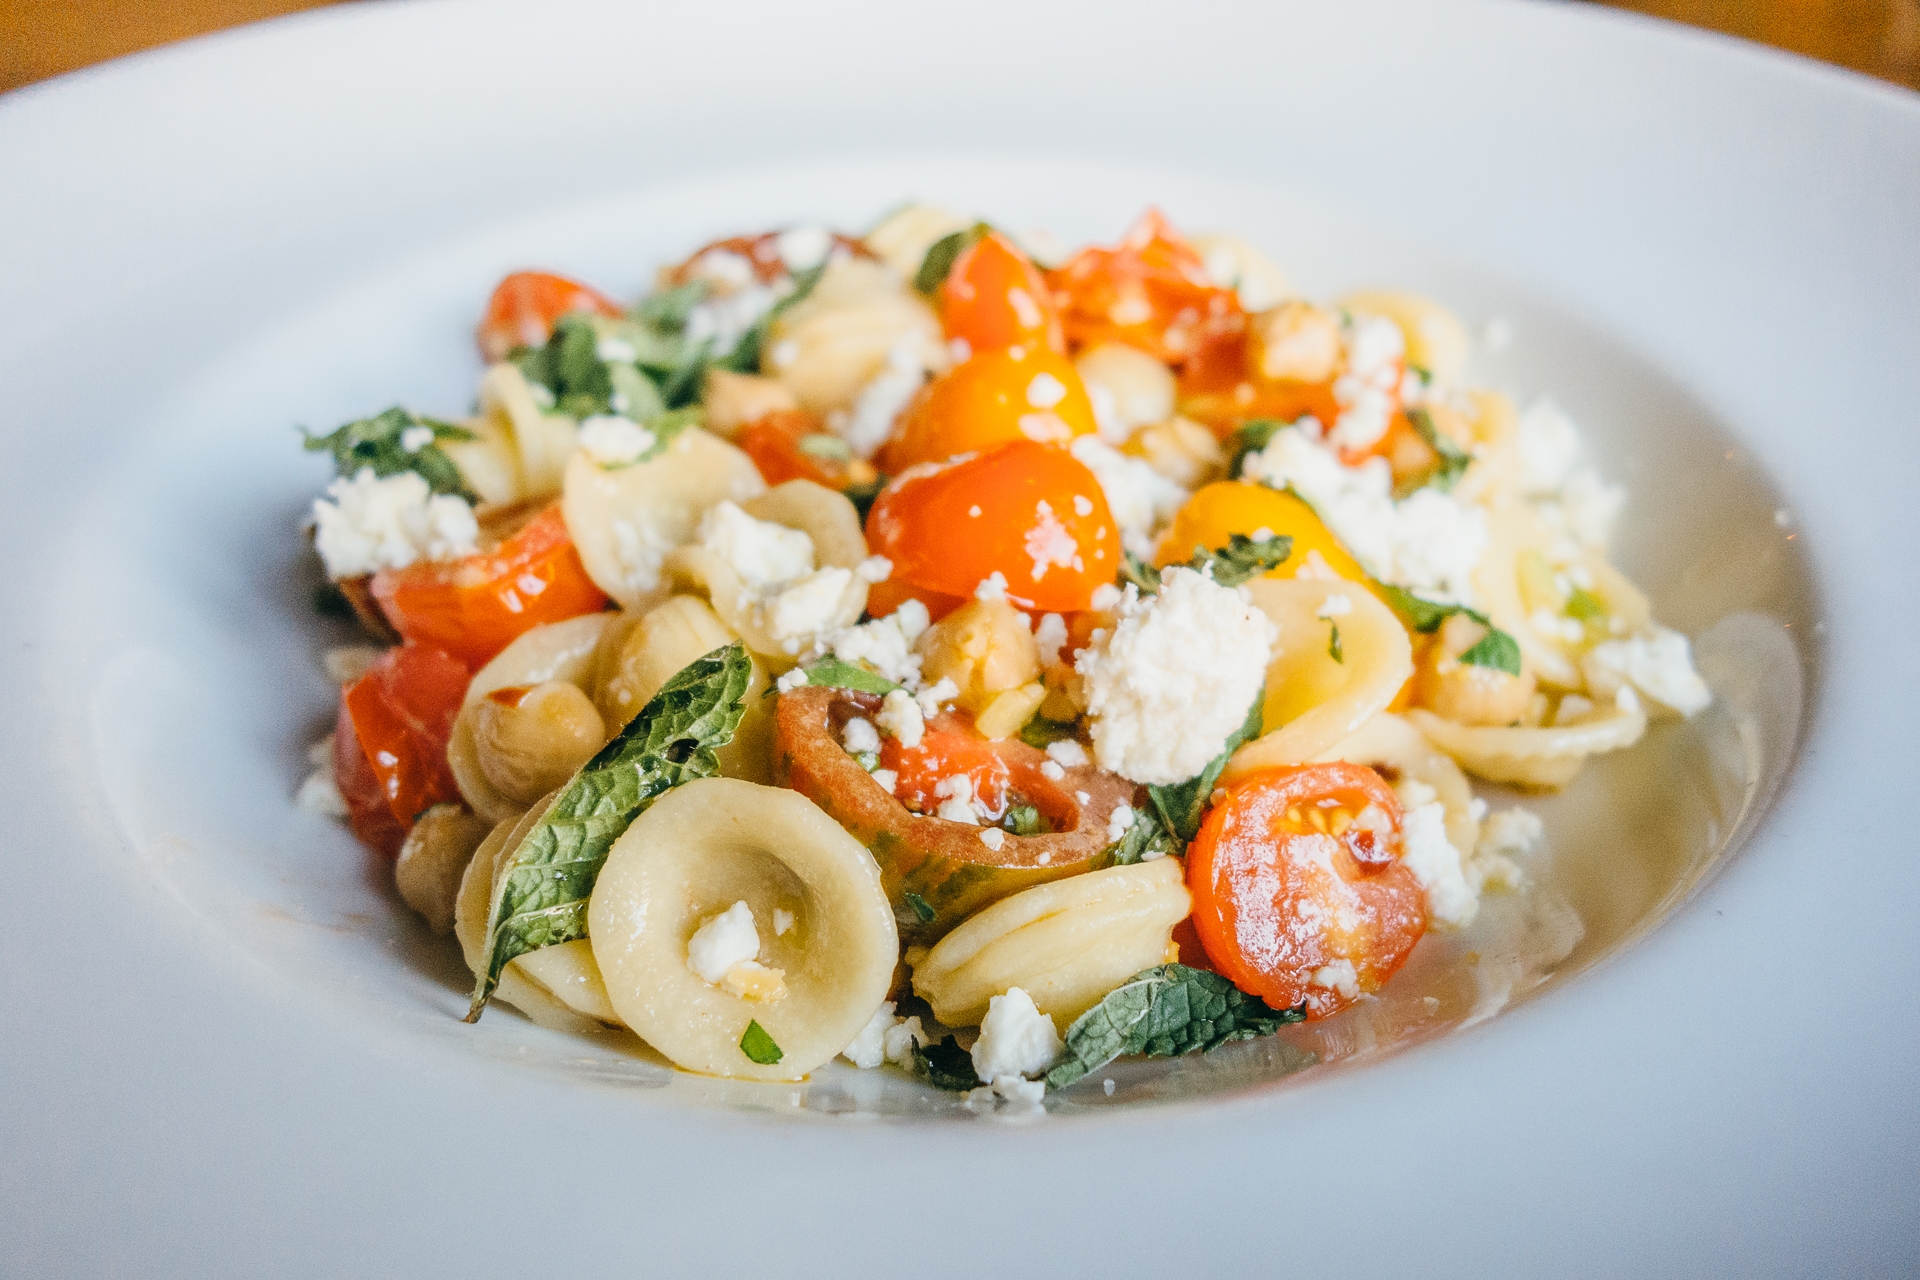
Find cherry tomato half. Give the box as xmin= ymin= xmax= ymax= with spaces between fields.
xmin=370 ymin=503 xmax=610 ymax=668
xmin=340 ymin=644 xmax=470 ymax=843
xmin=1047 ymin=208 xmax=1240 ymax=363
xmin=941 ymin=230 xmax=1062 ymax=355
xmin=866 ymin=441 xmax=1120 ymax=614
xmin=736 ymin=408 xmax=879 ymax=493
xmin=333 ymin=698 xmax=407 ymax=857
xmin=880 ymin=720 xmax=1013 ymax=820
xmin=879 ymin=345 xmax=1098 ymax=474
xmin=1187 ymin=762 xmax=1427 ymax=1018
xmin=477 ymin=271 xmax=622 ymax=363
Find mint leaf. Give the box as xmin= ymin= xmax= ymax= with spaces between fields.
xmin=302 ymin=406 xmax=477 ymax=503
xmin=1123 ymin=535 xmax=1292 ymax=596
xmin=1119 ymin=552 xmax=1162 ymax=594
xmin=1376 ymin=583 xmax=1459 ymax=633
xmin=903 ymin=892 xmax=936 ymax=924
xmin=1565 ymin=586 xmax=1606 ymax=621
xmin=634 ymin=280 xmax=708 ymax=332
xmin=1406 ymin=406 xmax=1471 ymax=493
xmin=917 ymin=1035 xmax=982 ymax=1092
xmin=1002 ymin=804 xmax=1046 ymax=836
xmin=1045 ymin=963 xmax=1306 ymax=1091
xmin=464 ymin=642 xmax=753 ymax=1020
xmin=1459 ymin=626 xmax=1522 ymax=676
xmin=1106 ymin=806 xmax=1175 ymax=866
xmin=1147 ymin=686 xmax=1264 ymax=845
xmin=740 ymin=1020 xmax=784 ymax=1064
xmin=794 ymin=656 xmax=900 ymax=696
xmin=1328 ymin=620 xmax=1344 ymax=663
xmin=913 ymin=223 xmax=992 ymax=296
xmin=1226 ymin=417 xmax=1286 ymax=479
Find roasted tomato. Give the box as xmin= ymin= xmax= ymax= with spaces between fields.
xmin=340 ymin=644 xmax=470 ymax=846
xmin=1155 ymin=482 xmax=1369 ymax=583
xmin=1187 ymin=763 xmax=1428 ymax=1018
xmin=880 ymin=720 xmax=1015 ymax=820
xmin=878 ymin=344 xmax=1098 ymax=474
xmin=941 ymin=230 xmax=1063 ymax=355
xmin=735 ymin=408 xmax=879 ymax=492
xmin=370 ymin=503 xmax=609 ymax=668
xmin=662 ymin=229 xmax=870 ymax=286
xmin=1046 ymin=208 xmax=1241 ymax=363
xmin=865 ymin=441 xmax=1119 ymax=614
xmin=477 ymin=271 xmax=622 ymax=363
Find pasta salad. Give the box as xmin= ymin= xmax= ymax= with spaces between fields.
xmin=294 ymin=207 xmax=1711 ymax=1102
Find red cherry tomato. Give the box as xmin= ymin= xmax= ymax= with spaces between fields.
xmin=371 ymin=504 xmax=610 ymax=668
xmin=879 ymin=345 xmax=1099 ymax=474
xmin=866 ymin=441 xmax=1120 ymax=613
xmin=333 ymin=699 xmax=407 ymax=857
xmin=880 ymin=720 xmax=1014 ymax=820
xmin=1047 ymin=209 xmax=1241 ymax=363
xmin=340 ymin=644 xmax=470 ymax=842
xmin=1187 ymin=763 xmax=1428 ymax=1018
xmin=477 ymin=271 xmax=622 ymax=363
xmin=941 ymin=230 xmax=1062 ymax=355
xmin=735 ymin=409 xmax=878 ymax=493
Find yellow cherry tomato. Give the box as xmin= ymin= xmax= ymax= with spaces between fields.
xmin=879 ymin=345 xmax=1098 ymax=474
xmin=1154 ymin=482 xmax=1368 ymax=583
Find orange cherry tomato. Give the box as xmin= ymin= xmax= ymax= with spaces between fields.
xmin=880 ymin=719 xmax=1013 ymax=820
xmin=735 ymin=409 xmax=878 ymax=493
xmin=1046 ymin=208 xmax=1241 ymax=363
xmin=866 ymin=441 xmax=1120 ymax=613
xmin=1187 ymin=763 xmax=1428 ymax=1018
xmin=878 ymin=345 xmax=1098 ymax=474
xmin=941 ymin=230 xmax=1062 ymax=355
xmin=477 ymin=271 xmax=622 ymax=363
xmin=340 ymin=644 xmax=470 ymax=842
xmin=333 ymin=698 xmax=406 ymax=857
xmin=862 ymin=576 xmax=969 ymax=624
xmin=1155 ymin=482 xmax=1370 ymax=584
xmin=371 ymin=504 xmax=610 ymax=668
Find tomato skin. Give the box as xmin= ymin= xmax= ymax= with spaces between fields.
xmin=865 ymin=441 xmax=1120 ymax=613
xmin=941 ymin=231 xmax=1063 ymax=354
xmin=735 ymin=409 xmax=877 ymax=493
xmin=477 ymin=271 xmax=622 ymax=363
xmin=333 ymin=699 xmax=407 ymax=856
xmin=880 ymin=721 xmax=1013 ymax=820
xmin=1046 ymin=208 xmax=1241 ymax=364
xmin=340 ymin=644 xmax=470 ymax=843
xmin=370 ymin=504 xmax=609 ymax=668
xmin=1187 ymin=763 xmax=1427 ymax=1018
xmin=879 ymin=345 xmax=1098 ymax=474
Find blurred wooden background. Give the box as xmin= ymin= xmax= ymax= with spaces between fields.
xmin=2 ymin=0 xmax=1917 ymax=94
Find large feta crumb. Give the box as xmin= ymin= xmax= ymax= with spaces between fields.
xmin=1328 ymin=313 xmax=1406 ymax=452
xmin=839 ymin=339 xmax=930 ymax=459
xmin=1582 ymin=626 xmax=1711 ymax=717
xmin=698 ymin=501 xmax=815 ymax=590
xmin=1069 ymin=436 xmax=1188 ymax=559
xmin=842 ymin=717 xmax=881 ymax=755
xmin=876 ymin=689 xmax=925 ymax=747
xmin=841 ymin=1001 xmax=896 ymax=1069
xmin=1023 ymin=500 xmax=1079 ymax=582
xmin=1034 ymin=613 xmax=1068 ymax=667
xmin=1516 ymin=397 xmax=1582 ymax=495
xmin=979 ymin=827 xmax=1007 ymax=851
xmin=1310 ymin=959 xmax=1361 ymax=999
xmin=310 ymin=468 xmax=478 ymax=578
xmin=686 ymin=901 xmax=760 ymax=984
xmin=1045 ymin=739 xmax=1089 ymax=768
xmin=398 ymin=424 xmax=435 ymax=453
xmin=1398 ymin=799 xmax=1478 ymax=927
xmin=971 ymin=987 xmax=1063 ymax=1083
xmin=577 ymin=414 xmax=655 ymax=467
xmin=1106 ymin=803 xmax=1135 ymax=844
xmin=884 ymin=1014 xmax=931 ymax=1066
xmin=916 ymin=677 xmax=959 ymax=718
xmin=872 ymin=768 xmax=898 ymax=794
xmin=856 ymin=556 xmax=892 ymax=584
xmin=1074 ymin=568 xmax=1273 ymax=785
xmin=975 ymin=571 xmax=1009 ymax=603
xmin=1472 ymin=807 xmax=1541 ymax=893
xmin=776 ymin=224 xmax=832 ymax=272
xmin=934 ymin=773 xmax=981 ymax=824
xmin=827 ymin=600 xmax=930 ymax=687
xmin=294 ymin=735 xmax=346 ymax=817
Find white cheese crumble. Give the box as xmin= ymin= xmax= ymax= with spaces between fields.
xmin=776 ymin=225 xmax=832 ymax=272
xmin=294 ymin=735 xmax=346 ymax=817
xmin=1516 ymin=397 xmax=1582 ymax=495
xmin=1073 ymin=568 xmax=1273 ymax=785
xmin=1315 ymin=593 xmax=1353 ymax=619
xmin=1328 ymin=313 xmax=1406 ymax=453
xmin=1397 ymin=796 xmax=1479 ymax=927
xmin=1069 ymin=436 xmax=1188 ymax=560
xmin=841 ymin=1000 xmax=932 ymax=1070
xmin=971 ymin=987 xmax=1063 ymax=1083
xmin=1026 ymin=371 xmax=1068 ymax=408
xmin=916 ymin=677 xmax=959 ymax=718
xmin=686 ymin=901 xmax=761 ymax=984
xmin=1044 ymin=740 xmax=1087 ymax=767
xmin=975 ymin=571 xmax=1010 ymax=603
xmin=1582 ymin=626 xmax=1711 ymax=717
xmin=773 ymin=908 xmax=795 ymax=936
xmin=698 ymin=501 xmax=853 ymax=647
xmin=311 ymin=467 xmax=478 ymax=579
xmin=979 ymin=827 xmax=1007 ymax=851
xmin=838 ymin=339 xmax=930 ymax=459
xmin=1024 ymin=499 xmax=1079 ymax=582
xmin=577 ymin=414 xmax=655 ymax=467
xmin=398 ymin=424 xmax=434 ymax=453
xmin=872 ymin=768 xmax=898 ymax=794
xmin=1040 ymin=760 xmax=1065 ymax=781
xmin=827 ymin=599 xmax=930 ymax=687
xmin=934 ymin=773 xmax=981 ymax=824
xmin=1034 ymin=613 xmax=1068 ymax=667
xmin=842 ymin=717 xmax=881 ymax=755
xmin=876 ymin=689 xmax=925 ymax=747
xmin=855 ymin=556 xmax=892 ymax=584
xmin=1106 ymin=803 xmax=1135 ymax=844
xmin=1472 ymin=807 xmax=1540 ymax=893
xmin=1310 ymin=959 xmax=1360 ymax=999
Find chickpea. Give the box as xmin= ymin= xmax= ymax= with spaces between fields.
xmin=1411 ymin=613 xmax=1537 ymax=727
xmin=473 ymin=680 xmax=607 ymax=802
xmin=702 ymin=369 xmax=799 ymax=439
xmin=916 ymin=600 xmax=1040 ymax=714
xmin=1247 ymin=301 xmax=1342 ymax=384
xmin=396 ymin=804 xmax=491 ymax=935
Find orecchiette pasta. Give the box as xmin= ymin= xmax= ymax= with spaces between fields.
xmin=1473 ymin=503 xmax=1586 ymax=691
xmin=1317 ymin=712 xmax=1481 ymax=858
xmin=599 ymin=594 xmax=776 ymax=784
xmin=479 ymin=362 xmax=578 ymax=500
xmin=1074 ymin=342 xmax=1176 ymax=439
xmin=1407 ymin=696 xmax=1647 ymax=789
xmin=863 ymin=203 xmax=973 ymax=280
xmin=764 ymin=257 xmax=944 ymax=414
xmin=701 ymin=368 xmax=800 ymax=438
xmin=913 ymin=859 xmax=1191 ymax=1031
xmin=587 ymin=777 xmax=899 ymax=1081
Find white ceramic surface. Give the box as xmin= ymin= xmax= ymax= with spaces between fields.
xmin=2 ymin=1 xmax=1916 ymax=1275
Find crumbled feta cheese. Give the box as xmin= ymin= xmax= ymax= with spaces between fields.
xmin=884 ymin=1015 xmax=931 ymax=1066
xmin=1045 ymin=739 xmax=1089 ymax=768
xmin=311 ymin=468 xmax=478 ymax=578
xmin=1075 ymin=790 xmax=1091 ymax=804
xmin=842 ymin=717 xmax=881 ymax=755
xmin=1550 ymin=469 xmax=1627 ymax=550
xmin=877 ymin=689 xmax=925 ymax=747
xmin=321 ymin=644 xmax=383 ymax=685
xmin=1328 ymin=314 xmax=1406 ymax=452
xmin=1516 ymin=397 xmax=1582 ymax=495
xmin=776 ymin=224 xmax=832 ymax=272
xmin=1024 ymin=499 xmax=1079 ymax=582
xmin=916 ymin=677 xmax=959 ymax=718
xmin=1397 ymin=798 xmax=1478 ymax=927
xmin=294 ymin=735 xmax=346 ymax=817
xmin=1582 ymin=626 xmax=1711 ymax=717
xmin=841 ymin=1002 xmax=895 ymax=1068
xmin=685 ymin=279 xmax=781 ymax=357
xmin=1310 ymin=959 xmax=1360 ymax=999
xmin=971 ymin=987 xmax=1063 ymax=1083
xmin=980 ymin=827 xmax=1007 ymax=851
xmin=1040 ymin=760 xmax=1065 ymax=781
xmin=773 ymin=908 xmax=794 ymax=936
xmin=872 ymin=768 xmax=898 ymax=794
xmin=1106 ymin=803 xmax=1134 ymax=843
xmin=595 ymin=335 xmax=638 ymax=364
xmin=398 ymin=424 xmax=434 ymax=453
xmin=1090 ymin=583 xmax=1123 ymax=611
xmin=776 ymin=668 xmax=809 ymax=693
xmin=577 ymin=414 xmax=656 ymax=467
xmin=1034 ymin=613 xmax=1068 ymax=668
xmin=839 ymin=339 xmax=929 ymax=459
xmin=827 ymin=600 xmax=930 ymax=687
xmin=1103 ymin=1078 xmax=1117 ymax=1097
xmin=699 ymin=501 xmax=814 ymax=589
xmin=686 ymin=901 xmax=760 ymax=984
xmin=975 ymin=571 xmax=1009 ymax=603
xmin=1315 ymin=593 xmax=1353 ymax=619
xmin=767 ymin=567 xmax=855 ymax=642
xmin=1471 ymin=808 xmax=1539 ymax=892
xmin=1026 ymin=371 xmax=1068 ymax=408
xmin=856 ymin=556 xmax=892 ymax=584
xmin=1073 ymin=569 xmax=1273 ymax=785
xmin=934 ymin=773 xmax=981 ymax=824
xmin=1069 ymin=437 xmax=1188 ymax=559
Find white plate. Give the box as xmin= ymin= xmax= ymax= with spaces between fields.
xmin=2 ymin=1 xmax=1916 ymax=1274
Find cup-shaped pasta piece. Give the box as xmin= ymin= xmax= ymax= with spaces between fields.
xmin=1407 ymin=697 xmax=1646 ymax=789
xmin=1075 ymin=343 xmax=1176 ymax=438
xmin=448 ymin=613 xmax=615 ymax=824
xmin=1448 ymin=390 xmax=1520 ymax=507
xmin=1316 ymin=712 xmax=1480 ymax=857
xmin=765 ymin=258 xmax=944 ymax=414
xmin=478 ymin=362 xmax=578 ymax=500
xmin=587 ymin=777 xmax=899 ymax=1081
xmin=1224 ymin=579 xmax=1413 ymax=782
xmin=560 ymin=429 xmax=765 ymax=611
xmin=1474 ymin=503 xmax=1584 ymax=691
xmin=437 ymin=413 xmax=525 ymax=509
xmin=1338 ymin=290 xmax=1470 ymax=386
xmin=598 ymin=595 xmax=776 ymax=784
xmin=453 ymin=800 xmax=622 ymax=1030
xmin=913 ymin=859 xmax=1191 ymax=1031
xmin=864 ymin=203 xmax=973 ymax=279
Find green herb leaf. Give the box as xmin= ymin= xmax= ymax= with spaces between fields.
xmin=634 ymin=280 xmax=708 ymax=332
xmin=1017 ymin=715 xmax=1080 ymax=750
xmin=1002 ymin=804 xmax=1047 ymax=836
xmin=1458 ymin=626 xmax=1523 ymax=676
xmin=1106 ymin=806 xmax=1176 ymax=866
xmin=1406 ymin=407 xmax=1471 ymax=493
xmin=1045 ymin=963 xmax=1306 ymax=1091
xmin=1186 ymin=533 xmax=1293 ymax=588
xmin=1147 ymin=686 xmax=1264 ymax=845
xmin=792 ymin=656 xmax=901 ymax=697
xmin=740 ymin=1020 xmax=784 ymax=1065
xmin=1226 ymin=417 xmax=1286 ymax=479
xmin=464 ymin=642 xmax=753 ymax=1020
xmin=913 ymin=223 xmax=991 ymax=296
xmin=1565 ymin=586 xmax=1606 ymax=621
xmin=719 ymin=260 xmax=826 ymax=375
xmin=903 ymin=892 xmax=936 ymax=924
xmin=916 ymin=1034 xmax=982 ymax=1092
xmin=302 ymin=406 xmax=477 ymax=502
xmin=1119 ymin=552 xmax=1162 ymax=594
xmin=1328 ymin=620 xmax=1344 ymax=663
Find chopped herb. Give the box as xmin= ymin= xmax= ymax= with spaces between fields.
xmin=1458 ymin=626 xmax=1522 ymax=676
xmin=1376 ymin=584 xmax=1523 ymax=677
xmin=312 ymin=582 xmax=354 ymax=619
xmin=1406 ymin=407 xmax=1471 ymax=493
xmin=633 ymin=280 xmax=708 ymax=332
xmin=1565 ymin=586 xmax=1607 ymax=621
xmin=739 ymin=1020 xmax=784 ymax=1065
xmin=913 ymin=223 xmax=992 ymax=296
xmin=1328 ymin=620 xmax=1344 ymax=663
xmin=1045 ymin=963 xmax=1307 ymax=1091
xmin=302 ymin=406 xmax=477 ymax=502
xmin=1119 ymin=551 xmax=1162 ymax=594
xmin=1106 ymin=806 xmax=1176 ymax=866
xmin=1147 ymin=686 xmax=1264 ymax=845
xmin=1002 ymin=804 xmax=1046 ymax=836
xmin=1122 ymin=535 xmax=1293 ymax=596
xmin=1017 ymin=715 xmax=1080 ymax=750
xmin=852 ymin=750 xmax=880 ymax=772
xmin=916 ymin=1034 xmax=982 ymax=1092
xmin=1226 ymin=417 xmax=1286 ymax=479
xmin=790 ymin=656 xmax=900 ymax=697
xmin=903 ymin=892 xmax=936 ymax=924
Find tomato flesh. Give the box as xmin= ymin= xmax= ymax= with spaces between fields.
xmin=340 ymin=644 xmax=470 ymax=842
xmin=879 ymin=345 xmax=1098 ymax=474
xmin=735 ymin=408 xmax=876 ymax=493
xmin=370 ymin=504 xmax=609 ymax=668
xmin=333 ymin=699 xmax=406 ymax=857
xmin=865 ymin=441 xmax=1120 ymax=613
xmin=876 ymin=713 xmax=1081 ymax=831
xmin=941 ymin=230 xmax=1062 ymax=355
xmin=477 ymin=271 xmax=622 ymax=363
xmin=1046 ymin=209 xmax=1240 ymax=363
xmin=1187 ymin=762 xmax=1427 ymax=1018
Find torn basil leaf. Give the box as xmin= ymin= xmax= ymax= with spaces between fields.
xmin=1122 ymin=535 xmax=1293 ymax=596
xmin=1147 ymin=686 xmax=1264 ymax=846
xmin=1119 ymin=551 xmax=1162 ymax=594
xmin=916 ymin=1034 xmax=982 ymax=1092
xmin=791 ymin=656 xmax=901 ymax=697
xmin=1226 ymin=417 xmax=1286 ymax=479
xmin=1406 ymin=407 xmax=1471 ymax=493
xmin=740 ymin=1020 xmax=784 ymax=1065
xmin=904 ymin=892 xmax=936 ymax=924
xmin=1458 ymin=626 xmax=1522 ymax=676
xmin=302 ymin=406 xmax=477 ymax=502
xmin=464 ymin=642 xmax=753 ymax=1020
xmin=1045 ymin=963 xmax=1306 ymax=1091
xmin=1106 ymin=806 xmax=1175 ymax=866
xmin=1017 ymin=715 xmax=1080 ymax=750
xmin=633 ymin=280 xmax=708 ymax=332
xmin=1376 ymin=584 xmax=1522 ymax=677
xmin=1328 ymin=620 xmax=1344 ymax=663
xmin=913 ymin=222 xmax=992 ymax=296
